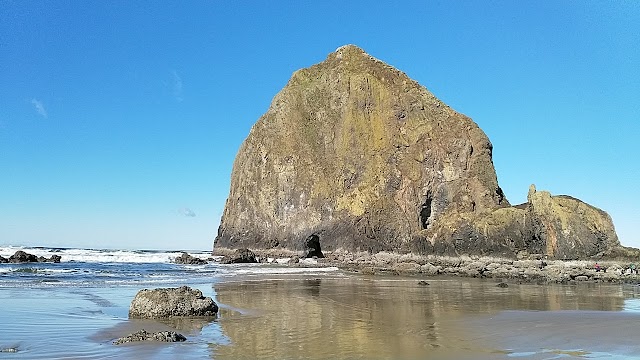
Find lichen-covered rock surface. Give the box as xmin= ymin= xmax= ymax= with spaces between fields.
xmin=215 ymin=44 xmax=622 ymax=259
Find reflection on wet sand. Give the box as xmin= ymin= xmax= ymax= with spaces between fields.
xmin=210 ymin=276 xmax=628 ymax=359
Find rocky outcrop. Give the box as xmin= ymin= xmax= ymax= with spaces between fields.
xmin=410 ymin=185 xmax=620 ymax=259
xmin=5 ymin=251 xmax=61 ymax=263
xmin=129 ymin=286 xmax=218 ymax=319
xmin=221 ymin=248 xmax=257 ymax=264
xmin=9 ymin=251 xmax=38 ymax=263
xmin=525 ymin=185 xmax=618 ymax=259
xmin=174 ymin=252 xmax=208 ymax=265
xmin=113 ymin=329 xmax=186 ymax=345
xmin=215 ymin=45 xmax=621 ymax=259
xmin=39 ymin=254 xmax=62 ymax=263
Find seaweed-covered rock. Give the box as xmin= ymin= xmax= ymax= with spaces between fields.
xmin=113 ymin=329 xmax=186 ymax=345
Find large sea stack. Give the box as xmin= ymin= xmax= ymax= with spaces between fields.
xmin=216 ymin=45 xmax=620 ymax=259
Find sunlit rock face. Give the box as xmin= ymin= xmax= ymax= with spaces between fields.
xmin=215 ymin=45 xmax=620 ymax=259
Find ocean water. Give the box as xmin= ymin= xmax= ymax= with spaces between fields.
xmin=2 ymin=246 xmax=640 ymax=359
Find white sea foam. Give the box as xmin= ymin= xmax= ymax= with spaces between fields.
xmin=0 ymin=246 xmax=211 ymax=264
xmin=220 ymin=266 xmax=340 ymax=276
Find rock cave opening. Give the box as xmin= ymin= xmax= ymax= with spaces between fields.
xmin=420 ymin=193 xmax=433 ymax=230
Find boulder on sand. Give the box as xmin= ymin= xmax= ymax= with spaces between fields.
xmin=129 ymin=286 xmax=218 ymax=319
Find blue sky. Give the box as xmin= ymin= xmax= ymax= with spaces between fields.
xmin=1 ymin=1 xmax=638 ymax=250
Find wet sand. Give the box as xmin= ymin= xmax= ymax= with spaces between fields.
xmin=466 ymin=310 xmax=640 ymax=359
xmin=211 ymin=275 xmax=640 ymax=359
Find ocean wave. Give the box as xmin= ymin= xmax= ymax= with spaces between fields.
xmin=0 ymin=246 xmax=211 ymax=264
xmin=219 ymin=266 xmax=341 ymax=276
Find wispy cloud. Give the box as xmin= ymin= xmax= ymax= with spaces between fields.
xmin=31 ymin=98 xmax=48 ymax=118
xmin=179 ymin=207 xmax=196 ymax=217
xmin=172 ymin=70 xmax=183 ymax=102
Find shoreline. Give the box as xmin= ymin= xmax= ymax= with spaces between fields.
xmin=212 ymin=247 xmax=640 ymax=284
xmin=4 ymin=252 xmax=640 ymax=359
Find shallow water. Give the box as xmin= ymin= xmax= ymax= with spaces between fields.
xmin=2 ymin=247 xmax=640 ymax=359
xmin=211 ymin=276 xmax=640 ymax=360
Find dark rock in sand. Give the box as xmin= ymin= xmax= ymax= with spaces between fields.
xmin=496 ymin=282 xmax=509 ymax=288
xmin=174 ymin=252 xmax=208 ymax=265
xmin=221 ymin=248 xmax=257 ymax=264
xmin=214 ymin=44 xmax=621 ymax=260
xmin=129 ymin=286 xmax=218 ymax=319
xmin=113 ymin=329 xmax=186 ymax=345
xmin=303 ymin=234 xmax=324 ymax=258
xmin=417 ymin=280 xmax=430 ymax=286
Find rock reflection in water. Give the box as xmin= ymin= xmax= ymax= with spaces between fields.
xmin=156 ymin=317 xmax=215 ymax=335
xmin=210 ymin=277 xmax=626 ymax=359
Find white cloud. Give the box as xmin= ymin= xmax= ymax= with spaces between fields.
xmin=31 ymin=98 xmax=48 ymax=118
xmin=172 ymin=70 xmax=183 ymax=102
xmin=179 ymin=207 xmax=196 ymax=217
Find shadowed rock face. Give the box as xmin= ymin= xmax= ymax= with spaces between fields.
xmin=215 ymin=45 xmax=620 ymax=259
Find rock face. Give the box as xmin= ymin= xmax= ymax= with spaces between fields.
xmin=129 ymin=286 xmax=218 ymax=319
xmin=215 ymin=45 xmax=620 ymax=259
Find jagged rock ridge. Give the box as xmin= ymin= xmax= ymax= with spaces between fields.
xmin=215 ymin=45 xmax=620 ymax=259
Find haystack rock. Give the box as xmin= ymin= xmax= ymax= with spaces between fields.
xmin=215 ymin=45 xmax=621 ymax=259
